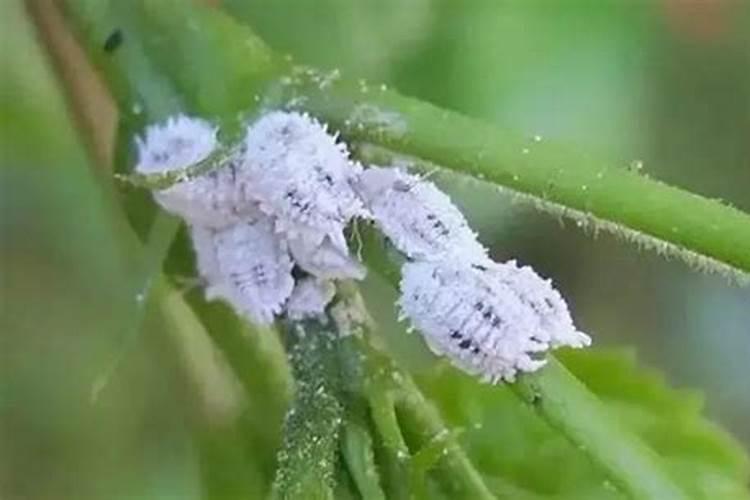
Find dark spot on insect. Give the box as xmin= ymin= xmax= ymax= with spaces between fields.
xmin=482 ymin=310 xmax=492 ymax=320
xmin=151 ymin=151 xmax=169 ymax=163
xmin=474 ymin=301 xmax=483 ymax=311
xmin=472 ymin=347 xmax=480 ymax=354
xmin=472 ymin=263 xmax=488 ymax=271
xmin=530 ymin=392 xmax=542 ymax=405
xmin=458 ymin=339 xmax=472 ymax=350
xmin=393 ymin=180 xmax=412 ymax=192
xmin=450 ymin=331 xmax=462 ymax=339
xmin=491 ymin=317 xmax=502 ymax=327
xmin=426 ymin=213 xmax=437 ymax=220
xmin=291 ymin=266 xmax=308 ymax=280
xmin=103 ymin=29 xmax=123 ymax=53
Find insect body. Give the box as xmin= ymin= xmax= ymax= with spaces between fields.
xmin=286 ymin=278 xmax=337 ymax=320
xmin=288 ymin=229 xmax=366 ymax=280
xmin=357 ymin=166 xmax=487 ymax=261
xmin=134 ymin=112 xmax=590 ymax=379
xmin=153 ymin=159 xmax=263 ymax=228
xmin=399 ymin=260 xmax=589 ymax=382
xmin=190 ymin=217 xmax=294 ymax=325
xmin=242 ymin=111 xmax=367 ymax=246
xmin=135 ymin=115 xmax=261 ymax=227
xmin=486 ymin=260 xmax=590 ymax=348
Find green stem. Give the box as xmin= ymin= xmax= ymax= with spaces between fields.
xmin=394 ymin=376 xmax=497 ymax=500
xmin=513 ymin=359 xmax=688 ymax=500
xmin=333 ymin=287 xmax=494 ymax=500
xmin=367 ymin=390 xmax=411 ymax=500
xmin=272 ymin=320 xmax=345 ymax=500
xmin=275 ymin=73 xmax=750 ymax=279
xmin=368 ymin=390 xmax=410 ymax=458
xmin=341 ymin=417 xmax=387 ymax=500
xmin=354 ymin=337 xmax=497 ymax=500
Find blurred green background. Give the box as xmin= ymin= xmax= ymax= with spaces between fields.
xmin=2 ymin=0 xmax=749 ymax=498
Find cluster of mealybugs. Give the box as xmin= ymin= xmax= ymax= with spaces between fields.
xmin=135 ymin=111 xmax=590 ymax=383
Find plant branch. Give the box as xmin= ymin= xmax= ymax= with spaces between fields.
xmin=513 ymin=360 xmax=688 ymax=500
xmin=272 ymin=319 xmax=346 ymax=500
xmin=349 ymin=335 xmax=498 ymax=500
xmin=273 ymin=70 xmax=750 ymax=281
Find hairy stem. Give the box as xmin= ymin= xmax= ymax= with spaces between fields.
xmin=272 ymin=320 xmax=346 ymax=500
xmin=276 ymin=72 xmax=750 ymax=280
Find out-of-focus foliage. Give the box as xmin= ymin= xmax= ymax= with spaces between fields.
xmin=1 ymin=2 xmax=200 ymax=498
xmin=3 ymin=0 xmax=750 ymax=499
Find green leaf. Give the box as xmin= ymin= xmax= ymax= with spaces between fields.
xmin=418 ymin=348 xmax=750 ymax=499
xmin=560 ymin=349 xmax=750 ymax=500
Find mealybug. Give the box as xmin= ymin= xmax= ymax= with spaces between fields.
xmin=242 ymin=111 xmax=367 ymax=241
xmin=357 ymin=166 xmax=487 ymax=261
xmin=135 ymin=115 xmax=259 ymax=228
xmin=190 ymin=217 xmax=294 ymax=325
xmin=398 ymin=260 xmax=589 ymax=382
xmin=288 ymin=229 xmax=366 ymax=280
xmin=286 ymin=278 xmax=336 ymax=320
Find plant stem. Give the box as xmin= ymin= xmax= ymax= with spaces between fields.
xmin=394 ymin=382 xmax=497 ymax=500
xmin=513 ymin=359 xmax=688 ymax=500
xmin=272 ymin=320 xmax=346 ymax=500
xmin=274 ymin=73 xmax=750 ymax=279
xmin=341 ymin=417 xmax=387 ymax=500
xmin=353 ymin=337 xmax=498 ymax=500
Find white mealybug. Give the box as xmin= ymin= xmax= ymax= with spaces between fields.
xmin=242 ymin=111 xmax=368 ymax=244
xmin=398 ymin=260 xmax=589 ymax=383
xmin=486 ymin=260 xmax=590 ymax=349
xmin=286 ymin=278 xmax=337 ymax=320
xmin=357 ymin=166 xmax=487 ymax=261
xmin=288 ymin=229 xmax=366 ymax=280
xmin=189 ymin=224 xmax=225 ymax=299
xmin=190 ymin=216 xmax=295 ymax=325
xmin=135 ymin=114 xmax=217 ymax=175
xmin=135 ymin=115 xmax=261 ymax=228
